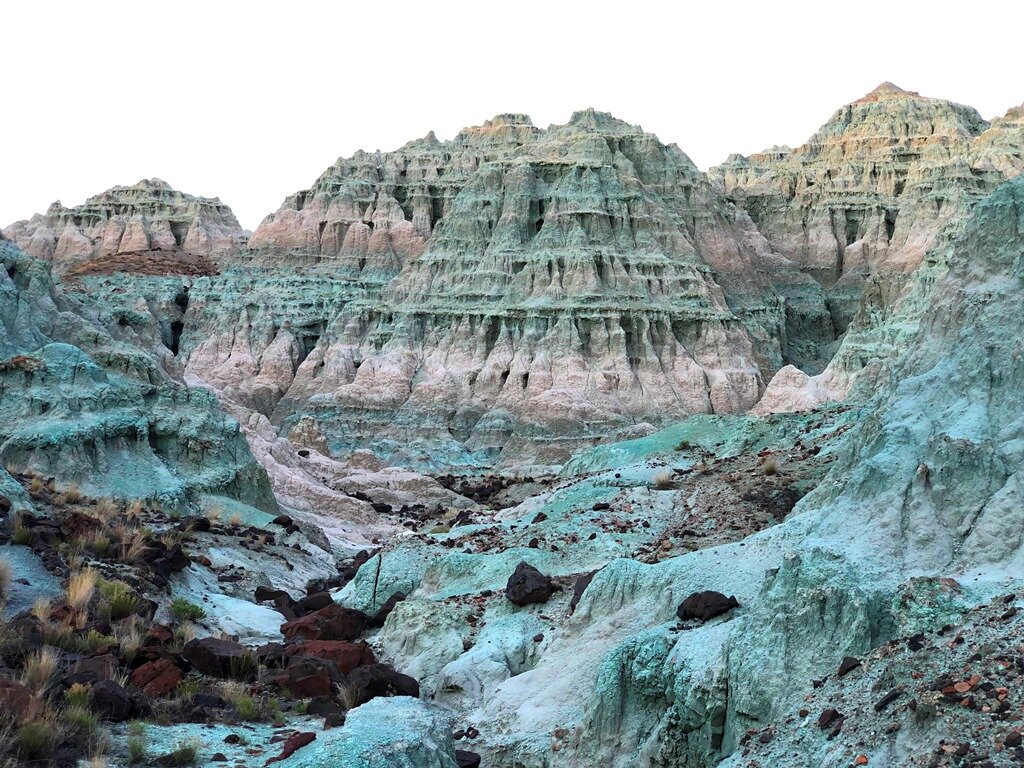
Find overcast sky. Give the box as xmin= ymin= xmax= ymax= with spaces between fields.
xmin=3 ymin=1 xmax=1022 ymax=231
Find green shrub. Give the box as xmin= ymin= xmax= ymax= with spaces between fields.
xmin=61 ymin=704 xmax=98 ymax=736
xmin=12 ymin=524 xmax=31 ymax=545
xmin=162 ymin=738 xmax=200 ymax=766
xmin=127 ymin=721 xmax=147 ymax=764
xmin=64 ymin=683 xmax=91 ymax=708
xmin=16 ymin=719 xmax=54 ymax=762
xmin=98 ymin=580 xmax=140 ymax=621
xmin=168 ymin=599 xmax=205 ymax=623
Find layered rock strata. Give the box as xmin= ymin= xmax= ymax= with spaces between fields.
xmin=714 ymin=83 xmax=1024 ymax=401
xmin=3 ymin=178 xmax=246 ymax=275
xmin=240 ymin=111 xmax=809 ymax=466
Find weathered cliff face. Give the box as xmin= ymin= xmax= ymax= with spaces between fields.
xmin=0 ymin=234 xmax=275 ymax=510
xmin=3 ymin=178 xmax=247 ymax=276
xmin=715 ymin=84 xmax=1024 ymax=398
xmin=224 ymin=111 xmax=807 ymax=467
xmin=342 ymin=174 xmax=1024 ymax=768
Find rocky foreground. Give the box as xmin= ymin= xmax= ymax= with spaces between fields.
xmin=0 ymin=83 xmax=1023 ymax=767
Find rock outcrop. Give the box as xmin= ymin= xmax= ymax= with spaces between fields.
xmin=3 ymin=179 xmax=247 ymax=275
xmin=239 ymin=110 xmax=807 ymax=466
xmin=713 ymin=83 xmax=1024 ymax=403
xmin=0 ymin=235 xmax=275 ymax=509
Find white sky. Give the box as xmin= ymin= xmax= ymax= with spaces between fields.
xmin=3 ymin=0 xmax=1022 ymax=231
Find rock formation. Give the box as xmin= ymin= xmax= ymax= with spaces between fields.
xmin=198 ymin=110 xmax=817 ymax=466
xmin=714 ymin=83 xmax=1024 ymax=403
xmin=3 ymin=85 xmax=1024 ymax=768
xmin=3 ymin=179 xmax=247 ymax=276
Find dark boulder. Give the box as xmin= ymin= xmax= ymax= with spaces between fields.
xmin=91 ymin=678 xmax=137 ymax=721
xmin=182 ymin=637 xmax=254 ymax=678
xmin=570 ymin=570 xmax=599 ymax=612
xmin=255 ymin=586 xmax=291 ymax=604
xmin=370 ymin=592 xmax=407 ymax=628
xmin=505 ymin=562 xmax=554 ymax=606
xmin=345 ymin=663 xmax=420 ymax=706
xmin=676 ymin=591 xmax=739 ymax=622
xmin=456 ymin=750 xmax=482 ymax=768
xmin=298 ymin=592 xmax=334 ymax=613
xmin=274 ymin=657 xmax=341 ymax=698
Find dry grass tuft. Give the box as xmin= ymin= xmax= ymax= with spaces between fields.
xmin=67 ymin=567 xmax=99 ymax=612
xmin=94 ymin=498 xmax=119 ymax=522
xmin=229 ymin=513 xmax=242 ymax=529
xmin=22 ymin=647 xmax=58 ymax=693
xmin=652 ymin=470 xmax=675 ymax=490
xmin=0 ymin=559 xmax=11 ymax=602
xmin=119 ymin=530 xmax=147 ymax=563
xmin=31 ymin=597 xmax=51 ymax=622
xmin=761 ymin=457 xmax=780 ymax=476
xmin=61 ymin=484 xmax=84 ymax=505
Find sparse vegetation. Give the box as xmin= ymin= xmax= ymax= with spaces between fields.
xmin=127 ymin=721 xmax=147 ymax=764
xmin=114 ymin=616 xmax=144 ymax=664
xmin=169 ymin=598 xmax=206 ymax=623
xmin=67 ymin=567 xmax=99 ymax=613
xmin=175 ymin=677 xmax=201 ymax=701
xmin=229 ymin=512 xmax=242 ymax=528
xmin=652 ymin=469 xmax=675 ymax=490
xmin=30 ymin=597 xmax=51 ymax=622
xmin=15 ymin=718 xmax=56 ymax=763
xmin=12 ymin=523 xmax=30 ymax=545
xmin=119 ymin=528 xmax=148 ymax=563
xmin=761 ymin=457 xmax=780 ymax=475
xmin=0 ymin=558 xmax=11 ymax=603
xmin=98 ymin=579 xmax=140 ymax=621
xmin=61 ymin=703 xmax=99 ymax=737
xmin=61 ymin=484 xmax=84 ymax=504
xmin=64 ymin=682 xmax=92 ymax=708
xmin=22 ymin=646 xmax=58 ymax=693
xmin=162 ymin=737 xmax=200 ymax=766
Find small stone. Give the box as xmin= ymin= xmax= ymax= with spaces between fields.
xmin=837 ymin=656 xmax=861 ymax=677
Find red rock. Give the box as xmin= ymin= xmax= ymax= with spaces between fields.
xmin=147 ymin=624 xmax=174 ymax=645
xmin=280 ymin=603 xmax=369 ymax=642
xmin=273 ymin=657 xmax=341 ymax=698
xmin=131 ymin=658 xmax=182 ymax=697
xmin=285 ymin=640 xmax=375 ymax=674
xmin=264 ymin=732 xmax=315 ymax=766
xmin=0 ymin=676 xmax=44 ymax=723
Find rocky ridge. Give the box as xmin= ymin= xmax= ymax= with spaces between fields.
xmin=1 ymin=85 xmax=1024 ymax=768
xmin=4 ymin=179 xmax=246 ymax=276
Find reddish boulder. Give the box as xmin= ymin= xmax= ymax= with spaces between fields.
xmin=265 ymin=731 xmax=315 ymax=766
xmin=274 ymin=657 xmax=341 ymax=698
xmin=280 ymin=603 xmax=369 ymax=642
xmin=285 ymin=640 xmax=375 ymax=674
xmin=0 ymin=676 xmax=44 ymax=723
xmin=131 ymin=658 xmax=183 ymax=697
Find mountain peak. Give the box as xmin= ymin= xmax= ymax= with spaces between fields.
xmin=854 ymin=82 xmax=922 ymax=104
